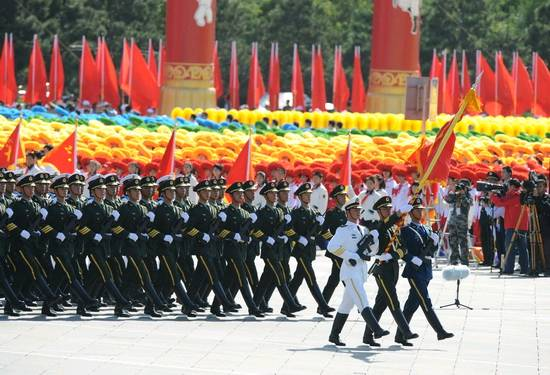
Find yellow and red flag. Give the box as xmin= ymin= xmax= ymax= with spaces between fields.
xmin=42 ymin=128 xmax=77 ymax=173
xmin=0 ymin=120 xmax=23 ymax=169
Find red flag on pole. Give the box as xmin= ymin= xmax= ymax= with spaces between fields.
xmin=79 ymin=36 xmax=100 ymax=104
xmin=291 ymin=44 xmax=305 ymax=109
xmin=0 ymin=34 xmax=18 ymax=104
xmin=229 ymin=41 xmax=240 ymax=109
xmin=351 ymin=46 xmax=365 ymax=113
xmin=512 ymin=53 xmax=533 ymax=115
xmin=447 ymin=51 xmax=460 ymax=113
xmin=0 ymin=119 xmax=22 ymax=169
xmin=24 ymin=35 xmax=47 ymax=104
xmin=311 ymin=45 xmax=326 ymax=111
xmin=129 ymin=40 xmax=159 ymax=114
xmin=494 ymin=52 xmax=515 ymax=116
xmin=156 ymin=130 xmax=176 ymax=178
xmin=461 ymin=50 xmax=471 ymax=97
xmin=48 ymin=35 xmax=64 ymax=102
xmin=157 ymin=40 xmax=166 ymax=87
xmin=213 ymin=40 xmax=223 ymax=100
xmin=532 ymin=52 xmax=550 ymax=117
xmin=268 ymin=42 xmax=280 ymax=110
xmin=226 ymin=133 xmax=253 ymax=187
xmin=247 ymin=42 xmax=265 ymax=109
xmin=429 ymin=49 xmax=442 ymax=79
xmin=42 ymin=128 xmax=78 ymax=174
xmin=438 ymin=51 xmax=453 ymax=114
xmin=333 ymin=46 xmax=349 ymax=112
xmin=98 ymin=38 xmax=120 ymax=107
xmin=476 ymin=51 xmax=496 ymax=113
xmin=120 ymin=38 xmax=130 ymax=96
xmin=339 ymin=133 xmax=352 ymax=189
xmin=147 ymin=39 xmax=158 ymax=82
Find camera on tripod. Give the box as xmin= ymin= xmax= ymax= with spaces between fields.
xmin=476 ymin=181 xmax=507 ymax=197
xmin=520 ymin=179 xmax=536 ymax=205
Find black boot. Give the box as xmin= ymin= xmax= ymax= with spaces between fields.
xmin=3 ymin=302 xmax=20 ymax=317
xmin=361 ymin=307 xmax=389 ymax=339
xmin=41 ymin=301 xmax=57 ymax=317
xmin=175 ymin=281 xmax=200 ymax=316
xmin=394 ymin=330 xmax=413 ymax=347
xmin=311 ymin=283 xmax=334 ymax=317
xmin=70 ymin=281 xmax=100 ymax=311
xmin=391 ymin=308 xmax=419 ymax=341
xmin=143 ymin=279 xmax=172 ymax=312
xmin=241 ymin=283 xmax=264 ymax=318
xmin=76 ymin=305 xmax=92 ymax=317
xmin=105 ymin=279 xmax=131 ymax=308
xmin=328 ymin=313 xmax=348 ymax=346
xmin=144 ymin=301 xmax=163 ymax=318
xmin=212 ymin=281 xmax=238 ymax=312
xmin=425 ymin=308 xmax=454 ymax=340
xmin=114 ymin=305 xmax=130 ymax=317
xmin=278 ymin=284 xmax=305 ymax=313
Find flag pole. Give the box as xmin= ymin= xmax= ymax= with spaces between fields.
xmin=13 ymin=112 xmax=22 ymax=169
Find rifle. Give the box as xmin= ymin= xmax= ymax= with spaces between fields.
xmin=356 ymin=233 xmax=374 ymax=261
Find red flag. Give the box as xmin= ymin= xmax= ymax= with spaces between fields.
xmin=422 ymin=121 xmax=456 ymax=182
xmin=351 ymin=46 xmax=365 ymax=113
xmin=79 ymin=37 xmax=100 ymax=104
xmin=268 ymin=42 xmax=280 ymax=110
xmin=429 ymin=49 xmax=442 ymax=79
xmin=120 ymin=38 xmax=130 ymax=95
xmin=447 ymin=51 xmax=460 ymax=113
xmin=495 ymin=52 xmax=515 ymax=116
xmin=129 ymin=40 xmax=159 ymax=113
xmin=0 ymin=34 xmax=18 ymax=104
xmin=147 ymin=39 xmax=158 ymax=83
xmin=461 ymin=50 xmax=471 ymax=97
xmin=213 ymin=41 xmax=224 ymax=100
xmin=339 ymin=133 xmax=352 ymax=187
xmin=532 ymin=53 xmax=550 ymax=117
xmin=247 ymin=43 xmax=265 ymax=109
xmin=512 ymin=53 xmax=533 ymax=115
xmin=226 ymin=133 xmax=253 ymax=188
xmin=438 ymin=51 xmax=452 ymax=114
xmin=229 ymin=41 xmax=240 ymax=109
xmin=311 ymin=45 xmax=326 ymax=111
xmin=291 ymin=44 xmax=305 ymax=109
xmin=157 ymin=40 xmax=166 ymax=87
xmin=98 ymin=38 xmax=120 ymax=107
xmin=0 ymin=120 xmax=22 ymax=168
xmin=42 ymin=128 xmax=78 ymax=173
xmin=48 ymin=35 xmax=64 ymax=102
xmin=333 ymin=46 xmax=349 ymax=112
xmin=157 ymin=130 xmax=176 ymax=178
xmin=24 ymin=35 xmax=47 ymax=104
xmin=476 ymin=51 xmax=496 ymax=113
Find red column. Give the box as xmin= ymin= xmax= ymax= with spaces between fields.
xmin=161 ymin=0 xmax=217 ymax=113
xmin=367 ymin=0 xmax=420 ymax=113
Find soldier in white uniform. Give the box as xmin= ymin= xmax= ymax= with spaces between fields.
xmin=326 ymin=198 xmax=390 ymax=346
xmin=310 ymin=171 xmax=328 ymax=214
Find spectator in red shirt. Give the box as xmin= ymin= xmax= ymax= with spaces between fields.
xmin=491 ymin=179 xmax=530 ymax=274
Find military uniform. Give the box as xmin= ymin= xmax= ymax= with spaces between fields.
xmin=104 ymin=174 xmax=125 ymax=292
xmin=139 ymin=176 xmax=160 ymax=287
xmin=241 ymin=180 xmax=260 ymax=293
xmin=66 ymin=173 xmax=87 ymax=285
xmin=445 ymin=186 xmax=472 ymax=265
xmin=173 ymin=176 xmax=195 ymax=290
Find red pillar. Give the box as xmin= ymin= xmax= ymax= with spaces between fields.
xmin=367 ymin=0 xmax=421 ymax=113
xmin=161 ymin=0 xmax=217 ymax=113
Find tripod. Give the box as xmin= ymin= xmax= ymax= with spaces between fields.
xmin=440 ymin=279 xmax=473 ymax=310
xmin=527 ymin=203 xmax=545 ymax=276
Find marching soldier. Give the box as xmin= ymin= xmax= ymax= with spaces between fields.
xmin=252 ymin=181 xmax=304 ymax=317
xmin=320 ymin=185 xmax=348 ymax=305
xmin=139 ymin=176 xmax=161 ymax=294
xmin=32 ymin=172 xmax=52 ymax=208
xmin=78 ymin=175 xmax=132 ymax=317
xmin=66 ymin=173 xmax=87 ymax=287
xmin=147 ymin=175 xmax=200 ymax=316
xmin=363 ymin=196 xmax=418 ymax=346
xmin=112 ymin=174 xmax=170 ymax=317
xmin=174 ymin=175 xmax=195 ymax=290
xmin=286 ymin=182 xmax=335 ymax=318
xmin=241 ymin=180 xmax=260 ymax=295
xmin=397 ymin=197 xmax=454 ymax=346
xmin=103 ymin=173 xmax=125 ymax=295
xmin=327 ymin=198 xmax=390 ymax=346
xmin=42 ymin=174 xmax=99 ymax=317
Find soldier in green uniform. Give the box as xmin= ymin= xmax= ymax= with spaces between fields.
xmin=286 ymin=183 xmax=335 ymax=318
xmin=320 ymin=185 xmax=348 ymax=305
xmin=362 ymin=196 xmax=418 ymax=346
xmin=4 ymin=171 xmax=18 ymax=204
xmin=112 ymin=174 xmax=170 ymax=317
xmin=210 ymin=182 xmax=264 ymax=317
xmin=33 ymin=172 xmax=52 ymax=208
xmin=147 ymin=175 xmax=200 ymax=316
xmin=241 ymin=180 xmax=260 ymax=295
xmin=66 ymin=173 xmax=87 ymax=287
xmin=139 ymin=176 xmax=161 ymax=298
xmin=186 ymin=180 xmax=238 ymax=315
xmin=6 ymin=174 xmax=60 ymax=316
xmin=173 ymin=175 xmax=195 ymax=290
xmin=78 ymin=175 xmax=132 ymax=317
xmin=252 ymin=181 xmax=304 ymax=317
xmin=42 ymin=174 xmax=99 ymax=317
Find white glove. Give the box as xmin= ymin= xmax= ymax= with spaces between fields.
xmin=218 ymin=212 xmax=227 ymax=222
xmin=20 ymin=230 xmax=31 ymax=239
xmin=128 ymin=233 xmax=139 ymax=242
xmin=93 ymin=233 xmax=102 ymax=242
xmin=6 ymin=208 xmax=13 ymax=218
xmin=234 ymin=233 xmax=242 ymax=242
xmin=181 ymin=212 xmax=190 ymax=223
xmin=429 ymin=232 xmax=439 ymax=244
xmin=400 ymin=204 xmax=413 ymax=214
xmin=315 ymin=215 xmax=325 ymax=225
xmin=111 ymin=210 xmax=120 ymax=221
xmin=141 ymin=233 xmax=149 ymax=240
xmin=379 ymin=253 xmax=393 ymax=262
xmin=298 ymin=236 xmax=308 ymax=247
xmin=164 ymin=234 xmax=173 ymax=244
xmin=39 ymin=208 xmax=48 ymax=220
xmin=74 ymin=209 xmax=83 ymax=220
xmin=249 ymin=213 xmax=258 ymax=223
xmin=370 ymin=230 xmax=379 ymax=242
xmin=202 ymin=233 xmax=210 ymax=243
xmin=284 ymin=214 xmax=291 ymax=224
xmin=146 ymin=211 xmax=155 ymax=222
xmin=411 ymin=256 xmax=423 ymax=267
xmin=266 ymin=236 xmax=275 ymax=246
xmin=56 ymin=232 xmax=66 ymax=242
xmin=278 ymin=235 xmax=288 ymax=244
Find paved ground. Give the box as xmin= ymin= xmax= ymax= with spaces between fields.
xmin=1 ymin=257 xmax=549 ymax=375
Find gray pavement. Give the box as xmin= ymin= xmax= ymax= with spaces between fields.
xmin=0 ymin=257 xmax=549 ymax=375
